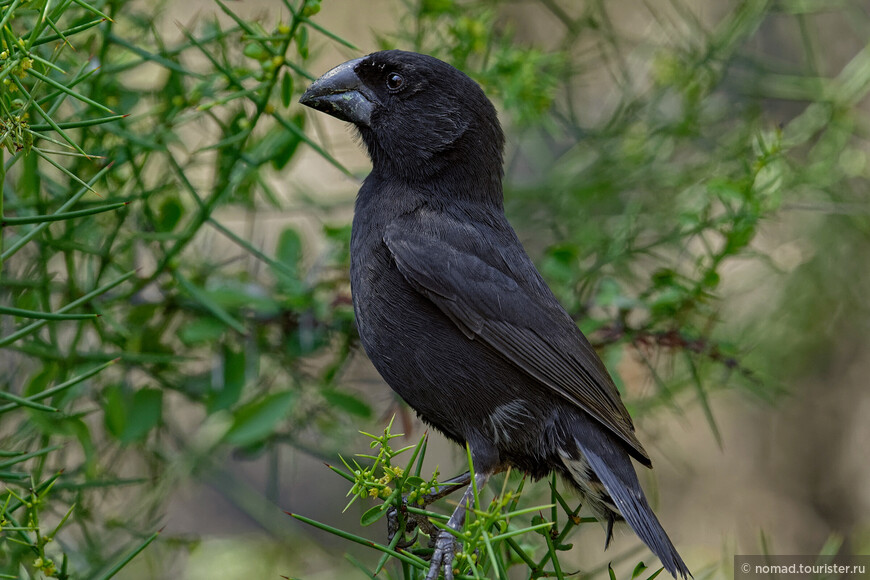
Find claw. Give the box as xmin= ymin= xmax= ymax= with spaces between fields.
xmin=422 ymin=470 xmax=490 ymax=579
xmin=425 ymin=530 xmax=458 ymax=580
xmin=386 ymin=469 xmax=487 ymax=579
xmin=387 ymin=501 xmax=419 ymax=549
xmin=386 ymin=472 xmax=473 ymax=551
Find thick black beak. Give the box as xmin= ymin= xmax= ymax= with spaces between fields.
xmin=299 ymin=58 xmax=376 ymax=126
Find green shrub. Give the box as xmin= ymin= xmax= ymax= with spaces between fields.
xmin=2 ymin=0 xmax=868 ymax=578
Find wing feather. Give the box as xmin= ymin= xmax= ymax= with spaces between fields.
xmin=384 ymin=222 xmax=650 ymax=465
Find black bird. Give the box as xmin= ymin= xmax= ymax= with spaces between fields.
xmin=300 ymin=50 xmax=691 ymax=580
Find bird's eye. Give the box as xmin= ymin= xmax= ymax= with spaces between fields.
xmin=386 ymin=72 xmax=404 ymax=91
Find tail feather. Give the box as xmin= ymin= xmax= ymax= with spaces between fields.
xmin=573 ymin=424 xmax=691 ymax=579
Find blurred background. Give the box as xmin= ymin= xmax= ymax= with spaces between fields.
xmin=1 ymin=0 xmax=869 ymax=578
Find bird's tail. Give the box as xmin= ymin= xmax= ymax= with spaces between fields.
xmin=566 ymin=421 xmax=692 ymax=579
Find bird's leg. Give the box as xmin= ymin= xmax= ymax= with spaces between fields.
xmin=387 ymin=471 xmax=471 ymax=548
xmin=426 ymin=471 xmax=489 ymax=580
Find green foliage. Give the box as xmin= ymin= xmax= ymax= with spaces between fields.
xmin=298 ymin=421 xmax=671 ymax=580
xmin=384 ymin=0 xmax=566 ymax=125
xmin=1 ymin=0 xmax=868 ymax=578
xmin=1 ymin=0 xmax=359 ymax=576
xmin=296 ymin=1 xmax=870 ymax=578
xmin=386 ymin=0 xmax=870 ymax=433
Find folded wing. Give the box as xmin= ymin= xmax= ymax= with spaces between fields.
xmin=384 ymin=219 xmax=650 ymax=466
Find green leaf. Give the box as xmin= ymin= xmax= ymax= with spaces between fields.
xmin=281 ymin=72 xmax=293 ymax=107
xmin=245 ymin=118 xmax=304 ymax=169
xmin=243 ymin=41 xmax=269 ymax=61
xmin=209 ymin=345 xmax=246 ymax=413
xmin=361 ymin=504 xmax=388 ymax=526
xmin=270 ymin=115 xmax=304 ymax=169
xmin=224 ymin=390 xmax=296 ymax=446
xmin=179 ymin=317 xmax=228 ymax=345
xmin=404 ymin=476 xmax=426 ymax=487
xmin=295 ymin=26 xmax=309 ymax=59
xmin=173 ymin=272 xmax=248 ymax=335
xmin=707 ymin=178 xmax=744 ymax=202
xmin=632 ymin=562 xmax=649 ymax=579
xmin=276 ymin=227 xmax=302 ymax=272
xmin=272 ymin=112 xmax=353 ymax=176
xmin=121 ymin=389 xmax=162 ymax=443
xmin=702 ymin=269 xmax=720 ymax=289
xmin=103 ymin=385 xmax=127 ymax=440
xmin=102 ymin=386 xmax=163 ymax=444
xmin=25 ymin=364 xmax=58 ymax=398
xmin=157 ymin=197 xmax=184 ymax=232
xmin=420 ymin=0 xmax=455 ymax=16
xmin=541 ymin=243 xmax=579 ymax=281
xmin=724 ymin=218 xmax=757 ymax=255
xmin=323 ymin=389 xmax=372 ymax=418
xmin=649 ymin=286 xmax=685 ymax=317
xmin=202 ymin=285 xmax=282 ymax=316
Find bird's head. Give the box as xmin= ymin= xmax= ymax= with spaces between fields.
xmin=300 ymin=50 xmax=504 ymax=196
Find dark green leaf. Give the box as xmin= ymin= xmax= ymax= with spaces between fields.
xmin=157 ymin=197 xmax=184 ymax=232
xmin=121 ymin=389 xmax=162 ymax=443
xmin=295 ymin=26 xmax=309 ymax=59
xmin=281 ymin=72 xmax=293 ymax=108
xmin=103 ymin=385 xmax=127 ymax=440
xmin=420 ymin=0 xmax=455 ymax=16
xmin=404 ymin=476 xmax=426 ymax=487
xmin=276 ymin=227 xmax=302 ymax=271
xmin=179 ymin=317 xmax=228 ymax=345
xmin=724 ymin=218 xmax=757 ymax=254
xmin=323 ymin=389 xmax=372 ymax=418
xmin=243 ymin=42 xmax=269 ymax=61
xmin=632 ymin=561 xmax=648 ymax=579
xmin=209 ymin=345 xmax=246 ymax=413
xmin=361 ymin=504 xmax=388 ymax=526
xmin=225 ymin=391 xmax=296 ymax=446
xmin=270 ymin=115 xmax=304 ymax=169
xmin=25 ymin=364 xmax=58 ymax=398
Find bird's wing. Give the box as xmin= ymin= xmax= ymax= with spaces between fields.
xmin=383 ymin=221 xmax=650 ymax=466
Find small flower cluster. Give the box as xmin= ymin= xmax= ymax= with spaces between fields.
xmin=339 ymin=416 xmax=424 ymax=510
xmin=1 ymin=476 xmax=74 ymax=580
xmin=406 ymin=467 xmax=442 ymax=506
xmin=0 ymin=46 xmax=34 ymax=92
xmin=0 ymin=114 xmax=32 ymax=154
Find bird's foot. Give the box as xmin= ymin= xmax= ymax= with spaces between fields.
xmin=425 ymin=530 xmax=459 ymax=580
xmin=387 ymin=492 xmax=449 ymax=549
xmin=387 ymin=501 xmax=419 ymax=549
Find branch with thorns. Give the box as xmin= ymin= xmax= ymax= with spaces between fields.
xmin=593 ymin=323 xmax=760 ymax=385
